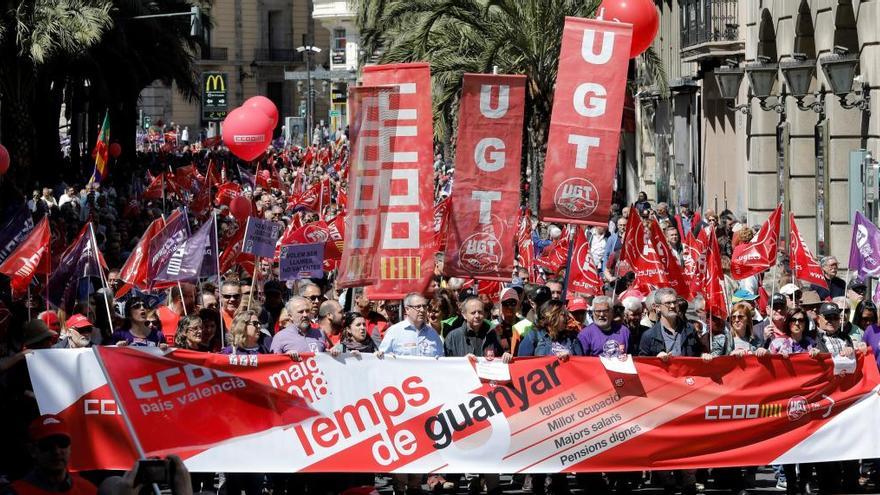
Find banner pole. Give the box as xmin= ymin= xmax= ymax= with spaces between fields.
xmin=27 ymin=286 xmax=32 ymax=321
xmin=177 ymin=281 xmax=188 ymax=317
xmin=89 ymin=222 xmax=115 ymax=334
xmin=841 ymin=274 xmax=851 ymax=332
xmin=92 ymin=348 xmax=162 ymax=495
xmin=248 ymin=256 xmax=259 ymax=312
xmin=560 ymin=225 xmax=576 ymax=302
xmin=214 ymin=212 xmax=225 ymax=348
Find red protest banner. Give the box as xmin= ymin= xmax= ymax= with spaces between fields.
xmin=568 ymin=227 xmax=602 ymax=296
xmin=539 ymin=18 xmax=632 ymax=226
xmin=731 ymin=204 xmax=782 ymax=280
xmin=358 ymin=63 xmax=436 ymax=298
xmin=444 ymin=74 xmax=526 ymax=281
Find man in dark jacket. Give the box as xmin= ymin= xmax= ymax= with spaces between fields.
xmin=639 ymin=288 xmax=704 ymax=360
xmin=444 ymin=297 xmax=508 ymax=360
xmin=638 ymin=288 xmax=706 ymax=495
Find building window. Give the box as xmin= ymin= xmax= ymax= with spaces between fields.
xmin=333 ymin=28 xmax=346 ymax=50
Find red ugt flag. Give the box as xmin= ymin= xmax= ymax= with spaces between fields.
xmin=568 ymin=227 xmax=602 ymax=296
xmin=731 ymin=204 xmax=782 ymax=280
xmin=95 ymin=347 xmax=317 ymax=457
xmin=790 ymin=213 xmax=827 ymax=289
xmin=0 ymin=217 xmax=50 ymax=296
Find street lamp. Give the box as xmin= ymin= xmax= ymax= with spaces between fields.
xmin=780 ymin=53 xmax=824 ymax=114
xmin=820 ymin=46 xmax=870 ymax=113
xmin=744 ymin=56 xmax=784 ymax=113
xmin=714 ymin=59 xmax=748 ymax=114
xmin=296 ymin=45 xmax=323 ymax=139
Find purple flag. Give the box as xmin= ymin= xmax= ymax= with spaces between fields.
xmin=849 ymin=211 xmax=880 ymax=280
xmin=47 ymin=224 xmax=103 ymax=310
xmin=242 ymin=216 xmax=281 ymax=258
xmin=148 ymin=209 xmax=191 ymax=286
xmin=200 ymin=216 xmax=219 ymax=278
xmin=155 ymin=216 xmax=214 ymax=283
xmin=238 ymin=165 xmax=255 ymax=189
xmin=0 ymin=204 xmax=34 ymax=264
xmin=279 ymin=243 xmax=324 ymax=280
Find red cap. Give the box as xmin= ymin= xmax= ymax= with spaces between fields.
xmin=29 ymin=415 xmax=70 ymax=441
xmin=568 ymin=297 xmax=588 ymax=312
xmin=65 ymin=314 xmax=92 ymax=330
xmin=500 ymin=288 xmax=519 ymax=303
xmin=40 ymin=312 xmax=60 ymax=331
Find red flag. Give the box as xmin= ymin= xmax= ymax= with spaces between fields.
xmin=790 ymin=213 xmax=827 ymax=289
xmin=301 ymin=147 xmax=314 ymax=167
xmin=619 ymin=206 xmax=647 ymax=269
xmin=700 ymin=228 xmax=729 ymax=318
xmin=171 ymin=165 xmax=197 ymax=192
xmin=516 ymin=210 xmax=535 ymax=282
xmin=219 ymin=218 xmax=255 ymax=274
xmin=287 ymin=180 xmax=329 ymax=212
xmin=358 ymin=63 xmax=436 ymax=299
xmin=568 ymin=227 xmax=602 ymax=296
xmin=433 ymin=197 xmax=450 ymax=251
xmin=0 ymin=217 xmax=50 ymax=296
xmin=539 ymin=18 xmax=632 ymax=225
xmin=683 ymin=231 xmax=705 ymax=297
xmin=534 ymin=228 xmax=570 ymax=274
xmin=142 ymin=174 xmax=165 ymax=200
xmin=646 ymin=219 xmax=692 ymax=299
xmin=730 ymin=204 xmax=782 ymax=280
xmin=95 ymin=347 xmax=317 ymax=457
xmin=117 ymin=217 xmax=166 ymax=295
xmin=215 ymin=182 xmax=241 ymax=207
xmin=444 ymin=74 xmax=525 ymax=282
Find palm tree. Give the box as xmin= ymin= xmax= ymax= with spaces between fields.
xmin=352 ymin=0 xmax=667 ymax=209
xmin=0 ymin=0 xmax=113 ymax=185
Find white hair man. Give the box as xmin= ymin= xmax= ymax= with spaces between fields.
xmin=577 ymin=296 xmax=631 ymax=357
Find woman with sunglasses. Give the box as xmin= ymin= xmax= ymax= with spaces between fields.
xmin=728 ymin=302 xmax=768 ymax=357
xmin=112 ymin=297 xmax=168 ymax=349
xmin=848 ymin=300 xmax=876 ymax=346
xmin=221 ymin=308 xmax=273 ymax=355
xmin=768 ymin=308 xmax=819 ymax=358
xmin=173 ymin=315 xmax=205 ymax=351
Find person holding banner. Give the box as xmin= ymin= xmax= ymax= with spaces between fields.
xmin=222 ymin=309 xmax=273 ymax=355
xmin=172 ymin=315 xmax=206 ymax=351
xmin=270 ymin=296 xmax=328 ymax=359
xmin=331 ymin=312 xmax=380 ymax=355
xmin=112 ymin=297 xmax=167 ymax=349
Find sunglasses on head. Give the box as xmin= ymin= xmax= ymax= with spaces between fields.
xmin=37 ymin=435 xmax=71 ymax=451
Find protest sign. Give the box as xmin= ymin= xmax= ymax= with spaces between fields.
xmin=279 ymin=242 xmax=325 ymax=280
xmin=243 ymin=216 xmax=282 ymax=258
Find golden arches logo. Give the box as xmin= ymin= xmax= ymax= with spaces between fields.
xmin=205 ymin=74 xmax=225 ymax=92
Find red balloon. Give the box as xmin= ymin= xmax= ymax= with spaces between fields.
xmin=229 ymin=195 xmax=253 ymax=220
xmin=244 ymin=96 xmax=279 ymax=130
xmin=0 ymin=144 xmax=8 ymax=175
xmin=222 ymin=107 xmax=273 ymax=161
xmin=109 ymin=142 xmax=122 ymax=159
xmin=599 ymin=0 xmax=659 ymax=58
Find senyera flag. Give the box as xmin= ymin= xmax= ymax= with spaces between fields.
xmin=731 ymin=204 xmax=782 ymax=280
xmin=94 ymin=347 xmax=317 ymax=457
xmin=540 ymin=18 xmax=632 ymax=226
xmin=359 ymin=63 xmax=436 ymax=299
xmin=790 ymin=213 xmax=827 ymax=289
xmin=0 ymin=217 xmax=50 ymax=296
xmin=444 ymin=74 xmax=525 ymax=281
xmin=27 ymin=349 xmax=880 ymax=473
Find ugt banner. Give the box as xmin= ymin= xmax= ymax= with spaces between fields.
xmin=539 ymin=17 xmax=632 ymax=226
xmin=28 ymin=349 xmax=880 ymax=473
xmin=360 ymin=63 xmax=436 ymax=299
xmin=444 ymin=74 xmax=525 ymax=281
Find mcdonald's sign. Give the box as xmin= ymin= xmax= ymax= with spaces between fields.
xmin=202 ymin=72 xmax=228 ymax=121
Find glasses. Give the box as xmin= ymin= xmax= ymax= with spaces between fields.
xmin=129 ymin=302 xmax=145 ymax=310
xmin=407 ymin=304 xmax=428 ymax=310
xmin=790 ymin=317 xmax=806 ymax=323
xmin=38 ymin=436 xmax=71 ymax=451
xmin=730 ymin=314 xmax=747 ymax=320
xmin=187 ymin=324 xmax=203 ymax=332
xmin=307 ymin=295 xmax=323 ymax=301
xmin=658 ymin=301 xmax=678 ymax=308
xmin=248 ymin=320 xmax=261 ymax=327
xmin=221 ymin=293 xmax=240 ymax=299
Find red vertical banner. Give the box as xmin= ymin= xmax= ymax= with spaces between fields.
xmin=444 ymin=74 xmax=526 ymax=281
xmin=358 ymin=63 xmax=436 ymax=299
xmin=568 ymin=227 xmax=602 ymax=296
xmin=539 ymin=17 xmax=632 ymax=225
xmin=790 ymin=213 xmax=828 ymax=289
xmin=337 ymin=86 xmax=388 ymax=288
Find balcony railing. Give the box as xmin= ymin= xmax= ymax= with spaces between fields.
xmin=254 ymin=49 xmax=305 ymax=62
xmin=680 ymin=0 xmax=739 ymax=49
xmin=201 ymin=47 xmax=228 ymax=61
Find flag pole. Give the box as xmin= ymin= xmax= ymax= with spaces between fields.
xmin=89 ymin=222 xmax=115 ymax=333
xmin=27 ymin=286 xmax=32 ymax=321
xmin=177 ymin=281 xmax=188 ymax=316
xmin=248 ymin=256 xmax=259 ymax=312
xmin=213 ymin=212 xmax=225 ymax=348
xmin=560 ymin=225 xmax=576 ymax=302
xmin=92 ymin=347 xmax=162 ymax=495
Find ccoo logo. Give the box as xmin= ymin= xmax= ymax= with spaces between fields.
xmin=553 ymin=178 xmax=598 ymax=218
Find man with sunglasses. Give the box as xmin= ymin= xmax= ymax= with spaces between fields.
xmin=492 ymin=288 xmax=529 ymax=354
xmin=219 ymin=281 xmax=242 ymax=330
xmin=298 ymin=283 xmax=325 ymax=322
xmin=9 ymin=415 xmax=96 ymax=495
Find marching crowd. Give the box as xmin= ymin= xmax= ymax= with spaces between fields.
xmin=0 ymin=138 xmax=878 ymax=495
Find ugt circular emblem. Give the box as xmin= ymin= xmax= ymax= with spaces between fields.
xmin=553 ymin=178 xmax=599 ymax=218
xmin=459 ymin=232 xmax=502 ymax=274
